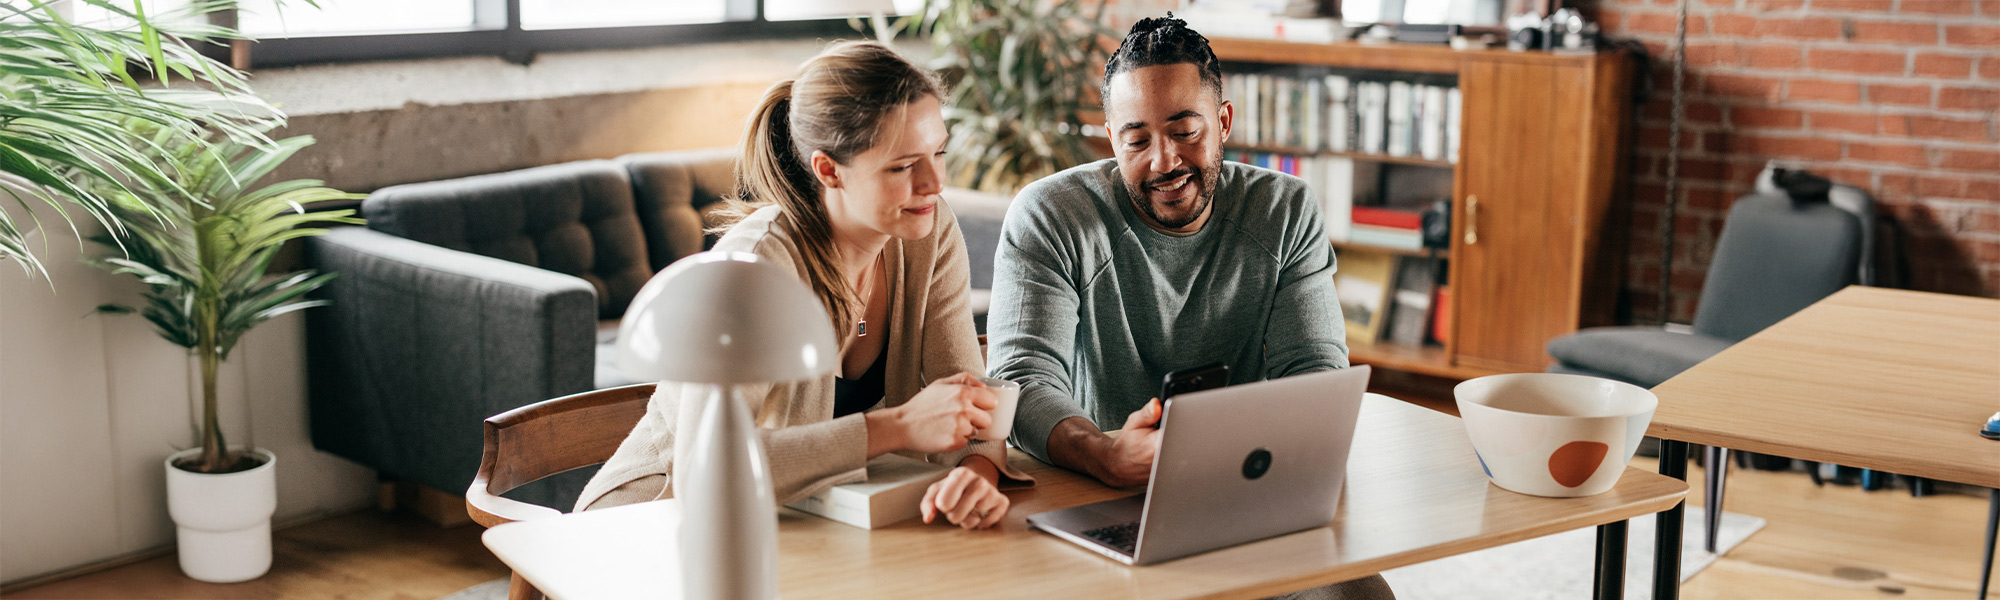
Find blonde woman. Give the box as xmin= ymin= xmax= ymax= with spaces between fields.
xmin=577 ymin=41 xmax=1030 ymax=528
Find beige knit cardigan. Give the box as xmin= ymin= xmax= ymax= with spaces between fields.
xmin=576 ymin=202 xmax=1032 ymax=511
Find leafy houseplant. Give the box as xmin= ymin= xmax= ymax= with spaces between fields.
xmin=0 ymin=0 xmax=286 ymax=279
xmin=92 ymin=126 xmax=361 ymax=474
xmin=901 ymin=0 xmax=1114 ymax=194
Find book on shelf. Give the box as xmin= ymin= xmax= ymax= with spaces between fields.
xmin=1360 ymin=81 xmax=1387 ymax=155
xmin=1350 ymin=206 xmax=1423 ymax=230
xmin=1431 ymin=285 xmax=1453 ymax=345
xmin=1348 ymin=225 xmax=1425 ymax=250
xmin=1383 ymin=256 xmax=1441 ymax=347
xmin=1333 ymin=248 xmax=1397 ymax=344
xmin=1420 ymin=85 xmax=1447 ymax=162
xmin=1386 ymin=81 xmax=1412 ymax=158
xmin=786 ymin=453 xmax=950 ymax=529
xmin=1326 ymin=75 xmax=1351 ymax=153
xmin=1445 ymin=87 xmax=1463 ymax=164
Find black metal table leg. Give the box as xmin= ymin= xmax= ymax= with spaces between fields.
xmin=1656 ymin=439 xmax=1689 ymax=600
xmin=1594 ymin=520 xmax=1629 ymax=600
xmin=1703 ymin=445 xmax=1728 ymax=554
xmin=1979 ymin=488 xmax=1997 ymax=599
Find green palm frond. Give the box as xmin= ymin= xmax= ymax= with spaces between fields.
xmin=0 ymin=0 xmax=300 ymax=279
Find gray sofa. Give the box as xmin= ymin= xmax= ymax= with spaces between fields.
xmin=304 ymin=148 xmax=1012 ymax=508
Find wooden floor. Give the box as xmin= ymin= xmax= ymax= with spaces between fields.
xmin=1 ymin=510 xmax=508 ymax=600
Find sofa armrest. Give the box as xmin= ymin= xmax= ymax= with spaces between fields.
xmin=941 ymin=187 xmax=1012 ymax=295
xmin=304 ymin=226 xmax=598 ymax=494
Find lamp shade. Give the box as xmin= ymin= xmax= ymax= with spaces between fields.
xmin=617 ymin=251 xmax=838 ymax=384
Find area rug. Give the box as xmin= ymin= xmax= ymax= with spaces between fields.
xmin=1381 ymin=506 xmax=1765 ymax=600
xmin=439 ymin=507 xmax=1764 ymax=600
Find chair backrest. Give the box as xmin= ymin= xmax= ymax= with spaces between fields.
xmin=467 ymin=383 xmax=655 ymax=528
xmin=1693 ymin=194 xmax=1862 ymax=343
xmin=362 ymin=160 xmax=653 ymax=319
xmin=619 ymin=148 xmax=739 ymax=272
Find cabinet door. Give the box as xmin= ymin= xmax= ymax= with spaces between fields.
xmin=1451 ymin=60 xmax=1592 ymax=373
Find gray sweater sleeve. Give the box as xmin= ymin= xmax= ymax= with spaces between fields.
xmin=987 ymin=196 xmax=1091 ymax=463
xmin=1261 ymin=186 xmax=1351 ymax=379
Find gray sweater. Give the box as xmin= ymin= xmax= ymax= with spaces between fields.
xmin=988 ymin=158 xmax=1349 ymax=462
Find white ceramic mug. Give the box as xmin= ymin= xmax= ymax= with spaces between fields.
xmin=973 ymin=377 xmax=1021 ymax=441
xmin=1456 ymin=373 xmax=1657 ymax=498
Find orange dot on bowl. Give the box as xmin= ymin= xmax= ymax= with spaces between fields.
xmin=1548 ymin=441 xmax=1608 ymax=488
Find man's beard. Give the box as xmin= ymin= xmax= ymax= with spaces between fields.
xmin=1126 ymin=159 xmax=1222 ymax=230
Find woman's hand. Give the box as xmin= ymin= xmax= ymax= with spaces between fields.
xmin=921 ymin=462 xmax=1009 ymax=530
xmin=868 ymin=373 xmax=996 ymax=455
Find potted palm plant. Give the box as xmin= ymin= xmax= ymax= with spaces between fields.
xmin=91 ymin=125 xmax=360 ymax=582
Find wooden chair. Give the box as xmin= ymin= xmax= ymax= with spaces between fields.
xmin=467 ymin=383 xmax=655 ymax=600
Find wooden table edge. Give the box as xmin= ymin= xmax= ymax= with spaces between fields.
xmin=1182 ymin=470 xmax=1689 ymax=600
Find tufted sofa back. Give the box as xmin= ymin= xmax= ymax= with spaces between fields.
xmin=619 ymin=148 xmax=739 ymax=272
xmin=362 ymin=161 xmax=654 ymax=319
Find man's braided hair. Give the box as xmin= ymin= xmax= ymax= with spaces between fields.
xmin=1101 ymin=13 xmax=1225 ymax=105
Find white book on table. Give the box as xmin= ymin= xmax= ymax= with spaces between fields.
xmin=785 ymin=453 xmax=950 ymax=529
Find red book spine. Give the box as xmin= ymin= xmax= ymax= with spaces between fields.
xmin=1430 ymin=285 xmax=1452 ymax=345
xmin=1350 ymin=206 xmax=1423 ymax=230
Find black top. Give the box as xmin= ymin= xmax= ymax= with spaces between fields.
xmin=832 ymin=349 xmax=888 ymax=419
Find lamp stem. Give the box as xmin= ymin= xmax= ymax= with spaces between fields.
xmin=678 ymin=384 xmax=779 ymax=600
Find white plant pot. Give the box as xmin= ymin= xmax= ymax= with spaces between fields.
xmin=165 ymin=447 xmax=277 ymax=583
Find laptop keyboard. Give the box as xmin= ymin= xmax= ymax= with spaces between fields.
xmin=1082 ymin=521 xmax=1141 ymax=555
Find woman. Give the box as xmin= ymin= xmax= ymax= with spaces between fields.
xmin=576 ymin=41 xmax=1030 ymax=529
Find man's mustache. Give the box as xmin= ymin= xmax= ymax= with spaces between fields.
xmin=1145 ymin=169 xmax=1196 ymax=187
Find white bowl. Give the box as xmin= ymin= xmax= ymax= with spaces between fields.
xmin=1456 ymin=373 xmax=1657 ymax=497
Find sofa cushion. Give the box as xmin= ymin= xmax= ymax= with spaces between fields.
xmin=1544 ymin=327 xmax=1734 ymax=388
xmin=363 ymin=161 xmax=651 ymax=318
xmin=621 ymin=148 xmax=740 ymax=272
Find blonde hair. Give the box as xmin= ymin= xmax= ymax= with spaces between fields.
xmin=715 ymin=41 xmax=943 ymax=331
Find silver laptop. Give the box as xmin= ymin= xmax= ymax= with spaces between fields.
xmin=1028 ymin=365 xmax=1371 ymax=565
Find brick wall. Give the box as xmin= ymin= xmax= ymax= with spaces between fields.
xmin=1578 ymin=0 xmax=2000 ymax=323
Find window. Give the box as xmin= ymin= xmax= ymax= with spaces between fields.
xmin=235 ymin=0 xmax=867 ymax=67
xmin=520 ymin=0 xmax=727 ymax=31
xmin=238 ymin=0 xmax=478 ymax=38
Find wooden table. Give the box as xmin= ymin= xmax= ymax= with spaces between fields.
xmin=1645 ymin=286 xmax=2000 ymax=599
xmin=484 ymin=394 xmax=1687 ymax=599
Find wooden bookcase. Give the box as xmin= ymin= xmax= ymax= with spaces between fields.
xmin=1210 ymin=38 xmax=1637 ymax=380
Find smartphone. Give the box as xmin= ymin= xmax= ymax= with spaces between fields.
xmin=1160 ymin=362 xmax=1229 ymax=402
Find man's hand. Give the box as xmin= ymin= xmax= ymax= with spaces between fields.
xmin=1047 ymin=398 xmax=1164 ymax=488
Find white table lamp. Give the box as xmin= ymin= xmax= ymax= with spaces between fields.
xmin=617 ymin=251 xmax=838 ymax=600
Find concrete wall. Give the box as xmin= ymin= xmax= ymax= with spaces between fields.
xmin=0 ymin=36 xmax=865 ymax=585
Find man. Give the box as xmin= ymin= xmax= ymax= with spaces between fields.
xmin=989 ymin=13 xmax=1348 ymax=489
xmin=987 ymin=15 xmax=1390 ymax=599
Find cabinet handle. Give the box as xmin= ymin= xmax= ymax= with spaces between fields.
xmin=1464 ymin=195 xmax=1480 ymax=245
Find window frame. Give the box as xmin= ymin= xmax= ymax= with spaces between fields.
xmin=243 ymin=0 xmax=861 ymax=68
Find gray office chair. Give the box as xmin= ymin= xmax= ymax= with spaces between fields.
xmin=1547 ymin=168 xmax=1863 ymax=553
